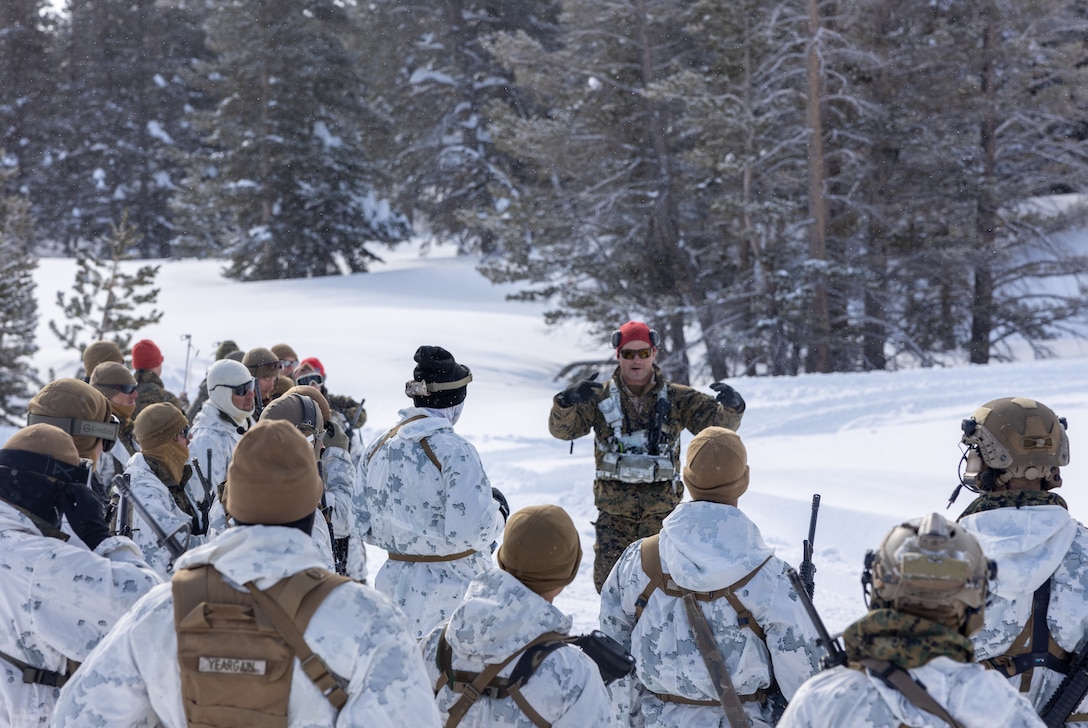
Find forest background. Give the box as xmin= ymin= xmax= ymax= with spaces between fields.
xmin=3 ymin=0 xmax=1088 ymax=419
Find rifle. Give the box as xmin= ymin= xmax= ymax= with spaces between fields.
xmin=799 ymin=494 xmax=821 ymax=598
xmin=107 ymin=480 xmax=134 ymax=538
xmin=787 ymin=567 xmax=848 ymax=670
xmin=253 ymin=379 xmax=264 ymax=419
xmin=191 ymin=448 xmax=215 ymax=535
xmin=111 ymin=473 xmax=191 ymax=567
xmin=1040 ymin=641 xmax=1088 ymax=727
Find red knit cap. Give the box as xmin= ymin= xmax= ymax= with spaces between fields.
xmin=615 ymin=321 xmax=654 ymax=350
xmin=131 ymin=339 xmax=163 ymax=370
xmin=300 ymin=357 xmax=325 ymax=377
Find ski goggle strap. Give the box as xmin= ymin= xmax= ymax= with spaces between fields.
xmin=0 ymin=449 xmax=94 ymax=485
xmin=405 ymin=373 xmax=473 ymax=398
xmin=26 ymin=413 xmax=121 ymax=444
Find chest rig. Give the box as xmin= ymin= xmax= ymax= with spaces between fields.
xmin=595 ymin=383 xmax=676 ymax=484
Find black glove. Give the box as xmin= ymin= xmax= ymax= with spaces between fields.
xmin=61 ymin=483 xmax=112 ymax=550
xmin=710 ymin=382 xmax=746 ymax=413
xmin=492 ymin=487 xmax=511 ymax=522
xmin=556 ymin=373 xmax=603 ymax=407
xmin=323 ymin=419 xmax=350 ymax=451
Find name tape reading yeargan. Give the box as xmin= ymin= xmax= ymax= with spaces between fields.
xmin=198 ymin=657 xmax=267 ymax=675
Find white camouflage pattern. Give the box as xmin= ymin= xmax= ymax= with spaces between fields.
xmin=187 ymin=398 xmax=249 ymax=506
xmin=421 ymin=568 xmax=614 ymax=727
xmin=95 ymin=438 xmax=137 ymax=486
xmin=0 ymin=500 xmax=161 ymax=727
xmin=960 ymin=503 xmax=1088 ymax=722
xmin=360 ymin=407 xmax=504 ymax=639
xmin=600 ymin=500 xmax=821 ymax=728
xmin=121 ymin=452 xmax=209 ymax=578
xmin=321 ymin=444 xmax=367 ymax=579
xmin=777 ymin=657 xmax=1045 ymax=727
xmin=51 ymin=525 xmax=443 ymax=727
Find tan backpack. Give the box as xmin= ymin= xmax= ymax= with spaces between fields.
xmin=172 ymin=564 xmax=351 ymax=728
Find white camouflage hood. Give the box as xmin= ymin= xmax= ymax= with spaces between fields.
xmin=959 ymin=504 xmax=1077 ymax=597
xmin=173 ymin=524 xmax=327 ymax=590
xmin=444 ymin=567 xmax=573 ymax=665
xmin=659 ymin=500 xmax=775 ymax=592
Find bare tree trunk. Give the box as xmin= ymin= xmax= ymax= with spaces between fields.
xmin=970 ymin=7 xmax=998 ymax=365
xmin=805 ymin=0 xmax=830 ymax=373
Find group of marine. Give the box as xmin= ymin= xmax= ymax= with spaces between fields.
xmin=0 ymin=319 xmax=1080 ymax=727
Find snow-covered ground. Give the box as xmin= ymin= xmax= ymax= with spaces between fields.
xmin=14 ymin=242 xmax=1088 ymax=634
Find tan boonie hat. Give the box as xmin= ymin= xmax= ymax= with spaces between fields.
xmin=82 ymin=340 xmax=124 ymax=378
xmin=497 ymin=505 xmax=582 ymax=594
xmin=683 ymin=427 xmax=749 ymax=504
xmin=134 ymin=402 xmax=189 ymax=451
xmin=226 ymin=420 xmax=323 ymax=525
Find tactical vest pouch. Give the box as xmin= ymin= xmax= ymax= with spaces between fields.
xmin=173 ymin=564 xmax=349 ymax=728
xmin=596 ymin=452 xmax=675 ymax=483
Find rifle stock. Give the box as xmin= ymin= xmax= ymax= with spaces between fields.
xmin=787 ymin=567 xmax=848 ymax=670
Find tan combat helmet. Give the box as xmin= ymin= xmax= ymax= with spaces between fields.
xmin=863 ymin=512 xmax=996 ymax=636
xmin=960 ymin=397 xmax=1069 ymax=491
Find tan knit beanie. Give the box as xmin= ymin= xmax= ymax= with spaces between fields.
xmin=497 ymin=505 xmax=582 ymax=594
xmin=226 ymin=420 xmax=323 ymax=525
xmin=27 ymin=379 xmax=112 ymax=458
xmin=683 ymin=427 xmax=750 ymax=504
xmin=82 ymin=340 xmax=124 ymax=378
xmin=271 ymin=375 xmax=295 ymax=399
xmin=271 ymin=343 xmax=298 ymax=362
xmin=134 ymin=403 xmax=188 ymax=451
xmin=4 ymin=424 xmax=81 ymax=467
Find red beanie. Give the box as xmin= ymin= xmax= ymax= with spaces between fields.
xmin=615 ymin=321 xmax=654 ymax=349
xmin=300 ymin=356 xmax=325 ymax=377
xmin=131 ymin=339 xmax=163 ymax=370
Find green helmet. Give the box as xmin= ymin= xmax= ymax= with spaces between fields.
xmin=863 ymin=513 xmax=995 ymax=635
xmin=960 ymin=397 xmax=1069 ymax=491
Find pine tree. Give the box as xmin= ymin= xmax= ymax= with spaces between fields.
xmin=0 ymin=169 xmax=40 ymax=425
xmin=176 ymin=0 xmax=408 ymax=280
xmin=48 ymin=212 xmax=164 ymax=354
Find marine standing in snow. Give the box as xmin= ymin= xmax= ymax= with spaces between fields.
xmin=549 ymin=320 xmax=747 ymax=592
xmin=951 ymin=397 xmax=1088 ymax=723
xmin=187 ymin=358 xmax=256 ymax=512
xmin=89 ymin=360 xmax=140 ymax=484
xmin=122 ymin=403 xmax=208 ymax=577
xmin=421 ymin=504 xmax=613 ymax=727
xmin=0 ymin=424 xmax=161 ymax=727
xmin=360 ymin=345 xmax=507 ymax=639
xmin=131 ymin=338 xmax=187 ymax=419
xmin=600 ymin=426 xmax=820 ymax=727
xmin=778 ymin=513 xmax=1044 ymax=728
xmin=52 ymin=420 xmax=442 ymax=727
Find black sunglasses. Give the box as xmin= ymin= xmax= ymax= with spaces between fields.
xmin=103 ymin=383 xmax=138 ymax=394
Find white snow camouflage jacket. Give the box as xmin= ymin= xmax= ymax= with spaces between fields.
xmin=959 ymin=503 xmax=1088 ymax=721
xmin=320 ymin=443 xmax=368 ymax=580
xmin=187 ymin=398 xmax=249 ymax=507
xmin=121 ymin=452 xmax=208 ymax=579
xmin=360 ymin=407 xmax=504 ymax=639
xmin=51 ymin=525 xmax=443 ymax=728
xmin=0 ymin=500 xmax=161 ymax=727
xmin=777 ymin=657 xmax=1044 ymax=727
xmin=421 ymin=568 xmax=614 ymax=727
xmin=599 ymin=500 xmax=821 ymax=728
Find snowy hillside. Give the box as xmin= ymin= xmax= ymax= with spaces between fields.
xmin=18 ymin=242 xmax=1088 ymax=634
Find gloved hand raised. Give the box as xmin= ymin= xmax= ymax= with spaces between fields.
xmin=710 ymin=382 xmax=746 ymax=413
xmin=60 ymin=482 xmax=112 ymax=551
xmin=323 ymin=420 xmax=351 ymax=451
xmin=556 ymin=373 xmax=603 ymax=407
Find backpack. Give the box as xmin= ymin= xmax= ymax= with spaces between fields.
xmin=172 ymin=564 xmax=351 ymax=728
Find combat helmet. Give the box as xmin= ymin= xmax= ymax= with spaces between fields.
xmin=863 ymin=512 xmax=995 ymax=636
xmin=960 ymin=397 xmax=1068 ymax=492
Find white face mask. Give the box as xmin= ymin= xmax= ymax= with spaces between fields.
xmin=422 ymin=403 xmax=463 ymax=425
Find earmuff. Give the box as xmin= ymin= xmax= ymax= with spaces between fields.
xmin=610 ymin=328 xmax=661 ymax=349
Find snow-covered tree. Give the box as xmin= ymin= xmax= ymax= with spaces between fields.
xmin=0 ymin=169 xmax=39 ymax=424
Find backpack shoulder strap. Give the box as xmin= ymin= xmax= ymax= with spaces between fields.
xmin=859 ymin=658 xmax=966 ymax=728
xmin=979 ymin=576 xmax=1071 ymax=690
xmin=246 ymin=568 xmax=353 ymax=710
xmin=635 ymin=534 xmax=665 ymax=621
xmin=635 ymin=534 xmax=772 ymax=642
xmin=365 ymin=414 xmax=441 ymax=472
